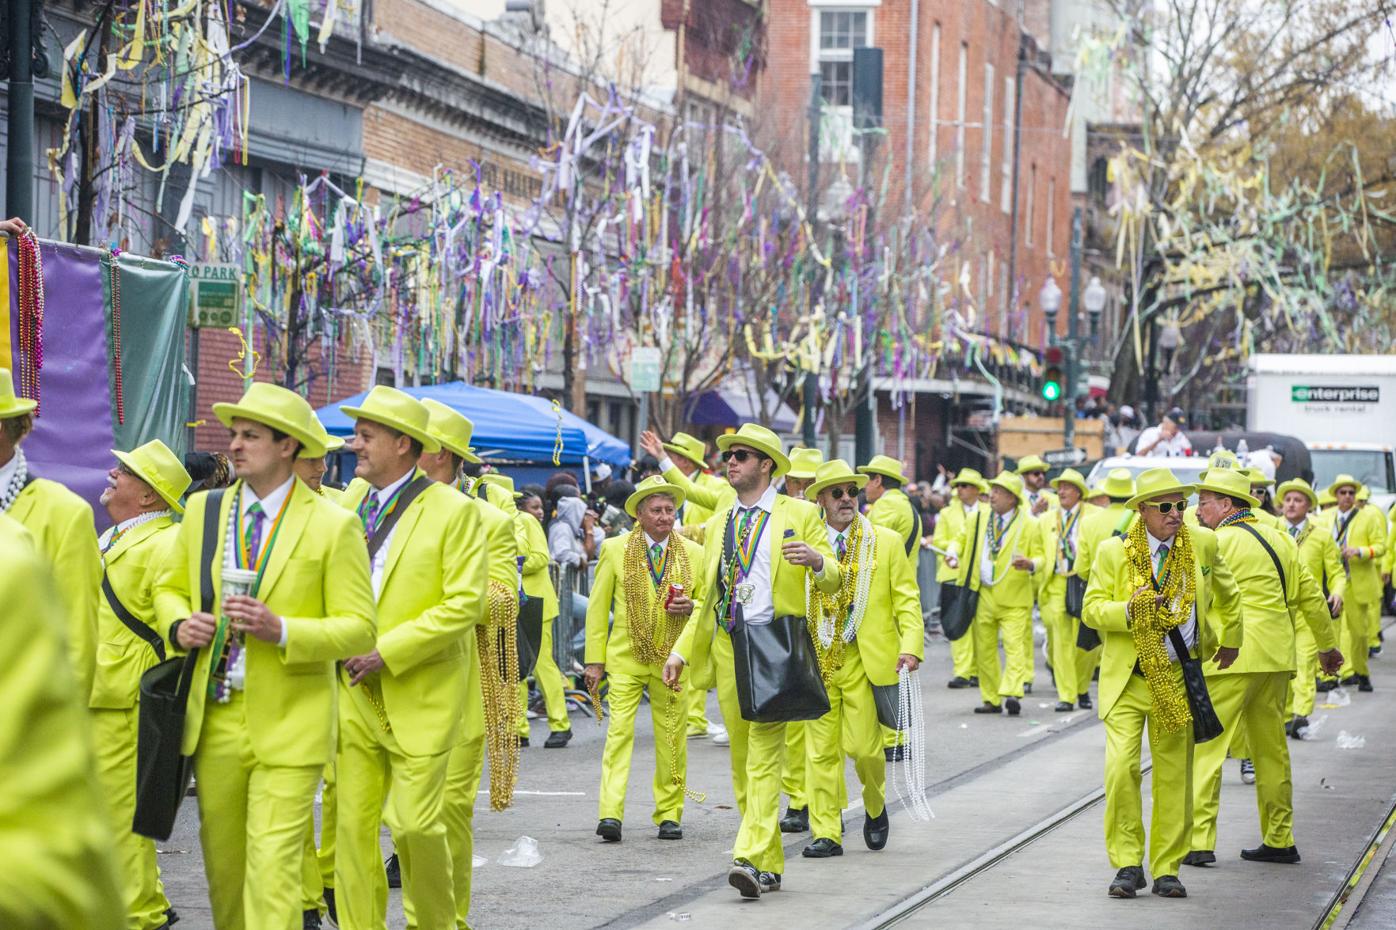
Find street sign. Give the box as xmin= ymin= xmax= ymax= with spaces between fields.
xmin=628 ymin=347 xmax=662 ymax=392
xmin=189 ymin=263 xmax=241 ymax=328
xmin=1042 ymin=447 xmax=1088 ymax=467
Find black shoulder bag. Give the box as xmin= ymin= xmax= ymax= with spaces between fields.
xmin=133 ymin=488 xmax=224 ymax=840
xmin=1167 ymin=625 xmax=1224 ymax=744
xmin=102 ymin=574 xmax=167 ymax=662
xmin=939 ymin=511 xmax=982 ymax=642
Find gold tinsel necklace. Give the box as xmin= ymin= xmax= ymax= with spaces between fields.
xmin=622 ymin=529 xmax=694 ymax=665
xmin=1124 ymin=518 xmax=1196 ymax=735
xmin=806 ymin=515 xmax=876 ymax=683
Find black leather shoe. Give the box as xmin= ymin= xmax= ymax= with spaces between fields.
xmin=1340 ymin=675 xmax=1359 ymax=686
xmin=1358 ymin=675 xmax=1374 ymax=693
xmin=322 ymin=888 xmax=336 ymax=925
xmin=802 ymin=837 xmax=844 ymax=858
xmin=519 ymin=737 xmax=530 ymax=747
xmin=303 ymin=909 xmax=322 ymax=930
xmin=947 ymin=676 xmax=972 ymax=689
xmin=1005 ymin=697 xmax=1021 ymax=716
xmin=1152 ymin=875 xmax=1187 ymax=897
xmin=758 ymin=871 xmax=782 ymax=893
xmin=1289 ymin=715 xmax=1309 ymax=740
xmin=1078 ymin=692 xmax=1093 ymax=710
xmin=884 ymin=745 xmax=906 ymax=762
xmin=1023 ymin=683 xmax=1033 ymax=695
xmin=545 ymin=729 xmax=573 ymax=748
xmin=864 ymin=808 xmax=890 ymax=850
xmin=779 ymin=806 xmax=809 ymax=833
xmin=728 ymin=859 xmax=761 ymax=898
xmin=973 ymin=701 xmax=1001 ymax=714
xmin=1370 ymin=645 xmax=1382 ymax=658
xmin=385 ymin=852 xmax=401 ymax=889
xmin=164 ymin=908 xmax=181 ymax=927
xmin=1241 ymin=843 xmax=1301 ymax=863
xmin=969 ymin=676 xmax=980 ymax=686
xmin=1108 ymin=865 xmax=1146 ymax=898
xmin=1182 ymin=850 xmax=1216 ymax=867
xmin=657 ymin=820 xmax=683 ymax=840
xmin=1316 ymin=678 xmax=1335 ymax=693
xmin=596 ymin=818 xmax=622 ymax=842
xmin=1054 ymin=701 xmax=1073 ymax=712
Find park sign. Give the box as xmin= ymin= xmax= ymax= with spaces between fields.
xmin=628 ymin=346 xmax=662 ymax=393
xmin=188 ymin=263 xmax=241 ymax=328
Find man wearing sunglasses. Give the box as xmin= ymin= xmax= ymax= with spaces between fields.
xmin=1082 ymin=467 xmax=1242 ymax=900
xmin=799 ymin=460 xmax=923 ymax=860
xmin=1325 ymin=475 xmax=1386 ymax=692
xmin=1187 ymin=467 xmax=1342 ymax=869
xmin=663 ymin=423 xmax=840 ymax=900
xmin=1036 ymin=468 xmax=1100 ymax=712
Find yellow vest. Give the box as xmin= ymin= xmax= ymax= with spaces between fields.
xmin=91 ymin=516 xmax=179 ymax=709
xmin=586 ymin=530 xmax=706 ymax=678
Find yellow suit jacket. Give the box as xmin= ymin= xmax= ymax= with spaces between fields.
xmin=1382 ymin=507 xmax=1395 ymax=576
xmin=0 ymin=519 xmax=124 ymax=929
xmin=948 ymin=504 xmax=1045 ymax=608
xmin=662 ymin=464 xmax=735 ymax=542
xmin=154 ymin=480 xmax=377 ymax=765
xmin=516 ymin=509 xmax=559 ymax=621
xmin=1332 ymin=505 xmax=1387 ymax=602
xmin=848 ymin=523 xmax=925 ymax=687
xmin=1293 ymin=519 xmax=1346 ymax=602
xmin=867 ymin=488 xmax=921 ymax=574
xmin=673 ymin=492 xmax=841 ymax=674
xmin=1082 ymin=525 xmax=1243 ymax=718
xmin=1074 ymin=503 xmax=1134 ymax=584
xmin=343 ymin=476 xmax=487 ymax=757
xmin=10 ymin=478 xmax=102 ymax=703
xmin=1206 ymin=520 xmax=1336 ymax=675
xmin=91 ymin=516 xmax=180 ymax=710
xmin=1036 ymin=502 xmax=1101 ymax=593
xmin=586 ymin=530 xmax=707 ymax=679
xmin=932 ymin=500 xmax=985 ymax=583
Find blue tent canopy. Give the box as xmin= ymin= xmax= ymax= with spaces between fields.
xmin=316 ymin=382 xmax=631 ymax=467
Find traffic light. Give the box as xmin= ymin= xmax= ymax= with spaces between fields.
xmin=1041 ymin=346 xmax=1064 ymax=402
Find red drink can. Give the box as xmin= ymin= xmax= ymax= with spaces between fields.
xmin=667 ymin=584 xmax=684 ymax=608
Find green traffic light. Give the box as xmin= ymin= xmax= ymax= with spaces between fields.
xmin=1041 ymin=381 xmax=1062 ymax=401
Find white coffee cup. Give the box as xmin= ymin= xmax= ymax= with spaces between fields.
xmin=222 ymin=567 xmax=259 ymax=601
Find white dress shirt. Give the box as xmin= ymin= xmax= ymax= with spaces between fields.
xmin=980 ymin=509 xmax=1021 ymax=586
xmin=726 ymin=483 xmax=779 ymax=626
xmin=222 ymin=475 xmax=296 ymax=687
xmin=0 ymin=449 xmax=20 ymax=498
xmin=366 ymin=468 xmax=416 ymax=599
xmin=1136 ymin=426 xmax=1193 ymax=458
xmin=1145 ymin=530 xmax=1196 ymax=662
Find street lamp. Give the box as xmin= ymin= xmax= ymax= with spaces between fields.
xmin=1039 ymin=276 xmax=1063 ymax=339
xmin=1082 ymin=275 xmax=1107 ymax=339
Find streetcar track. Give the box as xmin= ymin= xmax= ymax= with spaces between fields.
xmin=1315 ymin=791 xmax=1396 ymax=930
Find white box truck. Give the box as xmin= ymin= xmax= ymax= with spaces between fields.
xmin=1246 ymin=354 xmax=1396 ymax=513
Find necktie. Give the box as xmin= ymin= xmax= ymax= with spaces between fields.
xmin=1155 ymin=544 xmax=1169 ymax=581
xmin=1289 ymin=525 xmax=1300 ymax=539
xmin=245 ymin=502 xmax=266 ymax=565
xmin=361 ymin=493 xmax=382 ymax=538
xmin=650 ymin=542 xmax=663 ymax=563
xmin=737 ymin=506 xmax=753 ymax=538
xmin=835 ymin=532 xmax=847 ymax=559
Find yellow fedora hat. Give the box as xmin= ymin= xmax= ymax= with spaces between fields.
xmin=988 ymin=469 xmax=1026 ymax=504
xmin=1015 ymin=454 xmax=1050 ymax=475
xmin=481 ymin=472 xmax=522 ymax=498
xmin=112 ymin=440 xmax=193 ymax=514
xmin=857 ymin=454 xmax=909 ymax=486
xmin=1275 ymin=477 xmax=1318 ymax=508
xmin=1087 ymin=483 xmax=1110 ymax=500
xmin=299 ymin=414 xmax=344 ymax=460
xmin=1206 ymin=448 xmax=1241 ymax=471
xmin=1318 ymin=488 xmax=1337 ymax=508
xmin=1049 ymin=467 xmax=1089 ymax=497
xmin=213 ymin=382 xmax=327 ymax=456
xmin=715 ymin=424 xmax=791 ymax=478
xmin=420 ymin=398 xmax=482 ymax=464
xmin=1126 ymin=468 xmax=1197 ymax=511
xmin=804 ymin=458 xmax=869 ymax=503
xmin=625 ymin=474 xmax=687 ymax=518
xmin=1196 ymin=467 xmax=1260 ymax=509
xmin=950 ymin=467 xmax=989 ymax=494
xmin=1100 ymin=468 xmax=1136 ymax=500
xmin=662 ymin=432 xmax=708 ymax=468
xmin=1241 ymin=467 xmax=1274 ymax=488
xmin=0 ymin=368 xmax=37 ymax=419
xmin=786 ymin=446 xmax=825 ymax=481
xmin=340 ymin=386 xmax=441 ymax=454
xmin=1358 ymin=484 xmax=1370 ymax=502
xmin=1326 ymin=474 xmax=1362 ymax=498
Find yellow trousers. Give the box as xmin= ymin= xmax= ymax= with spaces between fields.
xmin=950 ymin=628 xmax=976 ymax=679
xmin=805 ymin=645 xmax=885 ymax=843
xmin=335 ymin=697 xmax=455 ymax=930
xmin=1289 ymin=617 xmax=1321 ymax=718
xmin=972 ymin=585 xmax=1032 ymax=704
xmin=783 ymin=721 xmax=808 ymax=807
xmin=710 ymin=628 xmax=753 ymax=814
xmin=1343 ymin=597 xmax=1377 ymax=678
xmin=1076 ymin=643 xmax=1102 ymax=700
xmin=1103 ymin=667 xmax=1194 ymax=877
xmin=91 ymin=707 xmax=171 ymax=930
xmin=1039 ymin=577 xmax=1079 ymax=703
xmin=194 ymin=693 xmax=322 ymax=930
xmin=732 ymin=720 xmax=789 ymax=875
xmin=517 ymin=617 xmax=571 ymax=736
xmin=299 ymin=763 xmax=336 ymax=913
xmin=1191 ymin=672 xmax=1295 ymax=852
xmin=428 ymin=734 xmax=483 ymax=930
xmin=598 ymin=669 xmax=687 ymax=824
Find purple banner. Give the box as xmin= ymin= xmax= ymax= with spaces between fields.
xmin=9 ymin=241 xmax=116 ymax=516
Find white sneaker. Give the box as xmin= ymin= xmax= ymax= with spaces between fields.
xmin=1239 ymin=758 xmax=1256 ymax=784
xmin=709 ymin=723 xmax=730 ymax=746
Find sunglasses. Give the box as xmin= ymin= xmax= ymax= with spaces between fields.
xmin=1142 ymin=500 xmax=1189 ymax=514
xmin=825 ymin=485 xmax=859 ymax=501
xmin=721 ymin=449 xmax=767 ymax=464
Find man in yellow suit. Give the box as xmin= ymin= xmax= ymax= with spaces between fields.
xmin=336 ymin=386 xmax=486 ymax=930
xmin=1277 ymin=478 xmax=1345 ymax=738
xmin=800 ymin=460 xmax=923 ymax=858
xmin=1188 ymin=467 xmax=1343 ymax=867
xmin=420 ymin=398 xmax=520 ymax=930
xmin=1016 ymin=454 xmax=1059 ymax=516
xmin=92 ymin=441 xmax=190 ymax=930
xmin=934 ymin=468 xmax=989 ymax=689
xmin=585 ymin=476 xmax=704 ymax=842
xmin=154 ymin=382 xmax=376 ymax=930
xmin=662 ymin=423 xmax=841 ymax=899
xmin=1328 ymin=475 xmax=1386 ymax=692
xmin=1082 ymin=467 xmax=1242 ymax=900
xmin=640 ymin=429 xmax=734 ymax=743
xmin=0 ymin=367 xmax=102 ymax=702
xmin=0 ymin=517 xmax=125 ymax=930
xmin=1073 ymin=469 xmax=1137 ymax=709
xmin=944 ymin=471 xmax=1044 ymax=715
xmin=1036 ymin=468 xmax=1100 ymax=712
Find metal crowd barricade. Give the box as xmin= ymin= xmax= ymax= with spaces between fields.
xmin=548 ymin=560 xmax=598 ymax=715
